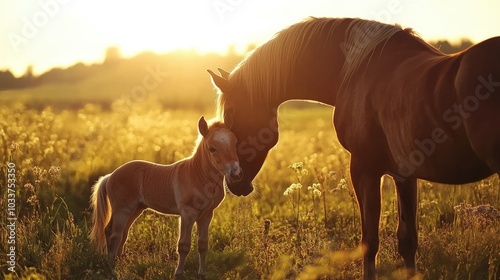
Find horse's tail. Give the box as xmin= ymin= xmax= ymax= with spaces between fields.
xmin=89 ymin=174 xmax=111 ymax=253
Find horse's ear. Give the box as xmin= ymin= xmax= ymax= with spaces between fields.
xmin=217 ymin=68 xmax=230 ymax=79
xmin=224 ymin=107 xmax=235 ymax=129
xmin=198 ymin=116 xmax=209 ymax=137
xmin=207 ymin=69 xmax=230 ymax=93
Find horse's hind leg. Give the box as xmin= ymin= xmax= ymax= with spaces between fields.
xmin=395 ymin=178 xmax=418 ymax=277
xmin=107 ymin=209 xmax=134 ymax=265
xmin=117 ymin=207 xmax=145 ymax=258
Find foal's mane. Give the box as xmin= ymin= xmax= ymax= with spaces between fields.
xmin=193 ymin=119 xmax=228 ymax=155
xmin=217 ymin=17 xmax=423 ymax=118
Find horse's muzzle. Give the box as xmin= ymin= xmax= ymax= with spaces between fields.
xmin=226 ymin=178 xmax=253 ymax=196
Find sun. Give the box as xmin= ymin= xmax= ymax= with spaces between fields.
xmin=67 ymin=0 xmax=240 ymax=56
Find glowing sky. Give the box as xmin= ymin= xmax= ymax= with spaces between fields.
xmin=1 ymin=0 xmax=499 ymax=76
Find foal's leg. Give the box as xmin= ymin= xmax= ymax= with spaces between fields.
xmin=107 ymin=209 xmax=134 ymax=265
xmin=117 ymin=207 xmax=145 ymax=258
xmin=395 ymin=178 xmax=418 ymax=277
xmin=350 ymin=159 xmax=383 ymax=280
xmin=196 ymin=211 xmax=214 ymax=278
xmin=105 ymin=217 xmax=113 ymax=252
xmin=175 ymin=212 xmax=196 ymax=276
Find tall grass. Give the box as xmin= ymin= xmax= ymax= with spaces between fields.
xmin=1 ymin=102 xmax=499 ymax=279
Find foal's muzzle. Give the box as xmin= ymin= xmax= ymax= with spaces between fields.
xmin=226 ymin=162 xmax=243 ymax=183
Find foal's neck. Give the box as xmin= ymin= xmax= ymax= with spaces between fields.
xmin=190 ymin=143 xmax=223 ymax=184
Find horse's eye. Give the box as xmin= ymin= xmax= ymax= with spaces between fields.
xmin=209 ymin=147 xmax=217 ymax=153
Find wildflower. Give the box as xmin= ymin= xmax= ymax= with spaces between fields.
xmin=337 ymin=178 xmax=347 ymax=190
xmin=308 ymin=183 xmax=322 ymax=197
xmin=307 ymin=183 xmax=320 ymax=190
xmin=10 ymin=142 xmax=19 ymax=152
xmin=283 ymin=188 xmax=293 ymax=196
xmin=24 ymin=183 xmax=35 ymax=193
xmin=313 ymin=189 xmax=321 ymax=197
xmin=301 ymin=169 xmax=308 ymax=176
xmin=289 ymin=162 xmax=304 ymax=171
xmin=49 ymin=166 xmax=61 ymax=178
xmin=453 ymin=203 xmax=472 ymax=215
xmin=283 ymin=183 xmax=302 ymax=196
xmin=454 ymin=203 xmax=500 ymax=227
xmin=27 ymin=195 xmax=39 ymax=207
xmin=33 ymin=166 xmax=42 ymax=177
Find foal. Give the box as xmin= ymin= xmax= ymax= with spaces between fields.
xmin=90 ymin=116 xmax=242 ymax=277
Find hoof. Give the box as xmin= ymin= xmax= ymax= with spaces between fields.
xmin=174 ymin=273 xmax=184 ymax=279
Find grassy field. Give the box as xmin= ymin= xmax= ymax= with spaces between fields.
xmin=1 ymin=98 xmax=499 ymax=279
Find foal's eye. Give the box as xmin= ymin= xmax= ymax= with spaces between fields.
xmin=209 ymin=147 xmax=217 ymax=153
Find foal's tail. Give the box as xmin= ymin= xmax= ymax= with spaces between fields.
xmin=89 ymin=174 xmax=111 ymax=253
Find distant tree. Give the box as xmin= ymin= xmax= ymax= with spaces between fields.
xmin=23 ymin=65 xmax=34 ymax=79
xmin=104 ymin=46 xmax=122 ymax=64
xmin=38 ymin=67 xmax=64 ymax=84
xmin=19 ymin=65 xmax=36 ymax=87
xmin=0 ymin=70 xmax=16 ymax=90
xmin=431 ymin=38 xmax=474 ymax=54
xmin=434 ymin=40 xmax=453 ymax=54
xmin=457 ymin=39 xmax=473 ymax=51
xmin=38 ymin=62 xmax=90 ymax=84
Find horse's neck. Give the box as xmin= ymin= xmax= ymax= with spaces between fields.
xmin=266 ymin=39 xmax=349 ymax=107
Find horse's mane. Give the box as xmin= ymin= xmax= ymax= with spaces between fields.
xmin=217 ymin=17 xmax=421 ymax=118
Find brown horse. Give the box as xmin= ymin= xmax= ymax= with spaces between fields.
xmin=89 ymin=116 xmax=242 ymax=278
xmin=208 ymin=17 xmax=500 ymax=279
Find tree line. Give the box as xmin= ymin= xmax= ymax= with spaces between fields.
xmin=0 ymin=39 xmax=474 ymax=91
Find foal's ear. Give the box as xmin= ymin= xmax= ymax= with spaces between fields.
xmin=207 ymin=69 xmax=230 ymax=93
xmin=198 ymin=116 xmax=209 ymax=137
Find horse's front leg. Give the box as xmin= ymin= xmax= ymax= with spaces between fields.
xmin=196 ymin=211 xmax=214 ymax=279
xmin=350 ymin=158 xmax=383 ymax=280
xmin=395 ymin=178 xmax=418 ymax=277
xmin=175 ymin=209 xmax=196 ymax=277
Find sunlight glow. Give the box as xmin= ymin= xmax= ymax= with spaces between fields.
xmin=66 ymin=1 xmax=236 ymax=55
xmin=1 ymin=0 xmax=499 ymax=76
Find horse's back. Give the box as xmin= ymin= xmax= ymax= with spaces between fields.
xmin=107 ymin=160 xmax=173 ymax=211
xmin=106 ymin=161 xmax=146 ymax=204
xmin=335 ymin=34 xmax=500 ymax=183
